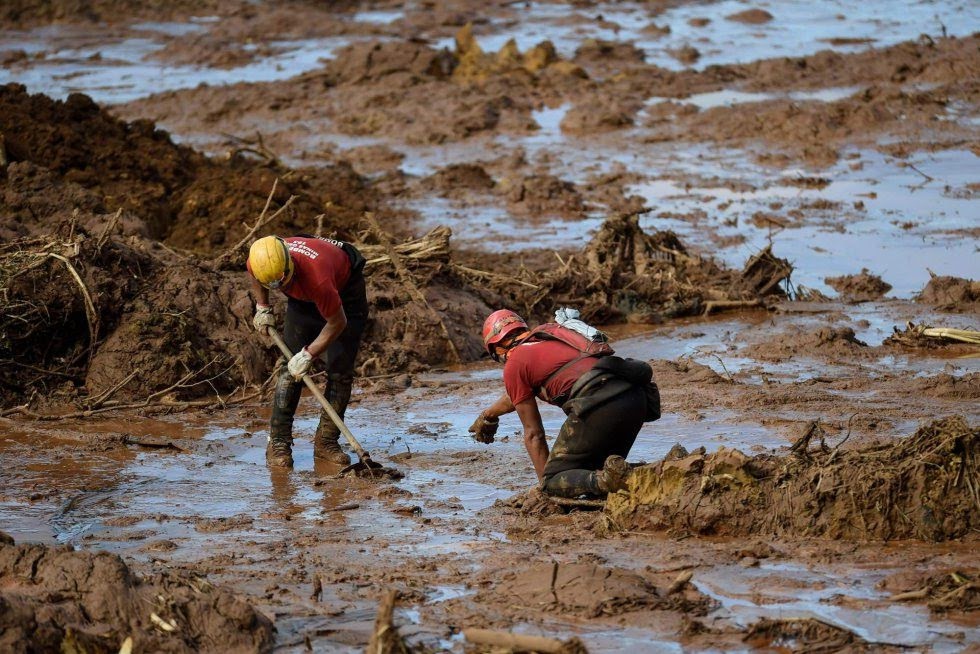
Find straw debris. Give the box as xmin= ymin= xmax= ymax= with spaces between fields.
xmin=606 ymin=417 xmax=980 ymax=541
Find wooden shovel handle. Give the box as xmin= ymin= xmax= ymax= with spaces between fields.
xmin=268 ymin=328 xmax=370 ymax=460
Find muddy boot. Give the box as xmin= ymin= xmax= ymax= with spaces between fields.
xmin=266 ymin=437 xmax=294 ymax=468
xmin=596 ymin=455 xmax=630 ymax=494
xmin=313 ymin=374 xmax=354 ymax=466
xmin=313 ymin=372 xmax=354 ymax=465
xmin=267 ymin=365 xmax=301 ymax=469
xmin=313 ymin=424 xmax=350 ymax=465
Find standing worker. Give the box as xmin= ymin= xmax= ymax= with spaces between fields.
xmin=247 ymin=235 xmax=368 ymax=468
xmin=469 ymin=309 xmax=660 ymax=497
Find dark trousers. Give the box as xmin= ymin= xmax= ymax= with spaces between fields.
xmin=541 ymin=385 xmax=647 ymax=497
xmin=269 ymin=271 xmax=368 ymax=443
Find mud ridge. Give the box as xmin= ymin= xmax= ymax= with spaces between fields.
xmin=606 ymin=417 xmax=980 ymax=541
xmin=0 ymin=532 xmax=273 ymax=653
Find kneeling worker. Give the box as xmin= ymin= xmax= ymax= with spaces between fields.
xmin=470 ymin=309 xmax=660 ymax=497
xmin=247 ymin=234 xmax=368 ymax=468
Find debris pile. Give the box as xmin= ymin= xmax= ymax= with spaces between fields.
xmin=606 ymin=417 xmax=980 ymax=541
xmin=495 ymin=214 xmax=791 ymax=323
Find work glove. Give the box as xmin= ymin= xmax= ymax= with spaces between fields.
xmin=252 ymin=304 xmax=275 ymax=335
xmin=287 ymin=348 xmax=314 ymax=381
xmin=468 ymin=413 xmax=499 ymax=444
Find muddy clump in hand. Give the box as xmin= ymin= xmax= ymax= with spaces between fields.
xmin=0 ymin=534 xmax=273 ymax=653
xmin=825 ymin=268 xmax=892 ymax=302
xmin=917 ymin=274 xmax=980 ymax=312
xmin=606 ymin=417 xmax=980 ymax=541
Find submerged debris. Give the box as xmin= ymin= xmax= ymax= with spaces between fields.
xmin=606 ymin=417 xmax=980 ymax=541
xmin=885 ymin=321 xmax=980 ymax=348
xmin=743 ymin=618 xmax=871 ymax=652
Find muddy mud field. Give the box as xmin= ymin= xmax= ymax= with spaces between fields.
xmin=1 ymin=1 xmax=979 ymax=652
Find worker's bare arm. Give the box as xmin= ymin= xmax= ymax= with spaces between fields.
xmin=514 ymin=398 xmax=548 ymax=480
xmin=307 ymin=305 xmax=348 ymax=358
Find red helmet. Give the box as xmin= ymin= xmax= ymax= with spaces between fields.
xmin=482 ymin=309 xmax=527 ymax=359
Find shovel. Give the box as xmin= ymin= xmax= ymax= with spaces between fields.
xmin=268 ymin=328 xmax=385 ymax=475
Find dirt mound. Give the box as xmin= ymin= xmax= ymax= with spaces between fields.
xmin=0 ymin=534 xmax=273 ymax=653
xmin=917 ymin=275 xmax=980 ymax=311
xmin=606 ymin=417 xmax=980 ymax=541
xmin=825 ymin=269 xmax=892 ymax=302
xmin=323 ymin=40 xmax=457 ymax=85
xmin=560 ymin=96 xmax=640 ymax=134
xmin=742 ymin=325 xmax=869 ymax=362
xmin=726 ymin=9 xmax=774 ymax=24
xmin=492 ymin=561 xmax=713 ymax=617
xmin=420 ymin=163 xmax=496 ymax=198
xmin=0 ymin=0 xmax=234 ymax=27
xmin=908 ymin=373 xmax=980 ymax=400
xmin=0 ymin=84 xmax=370 ymax=252
xmin=502 ymin=173 xmax=585 ymax=217
xmin=0 ymin=206 xmax=267 ymax=409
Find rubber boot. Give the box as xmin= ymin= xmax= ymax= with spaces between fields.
xmin=596 ymin=455 xmax=630 ymax=494
xmin=267 ymin=365 xmax=301 ymax=468
xmin=313 ymin=372 xmax=353 ymax=465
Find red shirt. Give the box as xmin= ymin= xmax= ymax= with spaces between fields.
xmin=249 ymin=236 xmax=352 ymax=319
xmin=503 ymin=338 xmax=600 ymax=406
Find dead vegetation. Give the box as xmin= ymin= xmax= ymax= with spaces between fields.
xmin=606 ymin=417 xmax=980 ymax=541
xmin=481 ymin=213 xmax=791 ymax=324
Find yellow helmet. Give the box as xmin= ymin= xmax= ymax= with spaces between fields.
xmin=248 ymin=236 xmax=294 ymax=289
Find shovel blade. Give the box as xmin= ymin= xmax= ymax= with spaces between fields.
xmin=339 ymin=456 xmax=402 ymax=479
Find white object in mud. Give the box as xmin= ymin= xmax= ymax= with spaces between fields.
xmin=555 ymin=307 xmax=608 ymax=342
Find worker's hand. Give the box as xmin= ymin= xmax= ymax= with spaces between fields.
xmin=287 ymin=348 xmax=314 ymax=380
xmin=468 ymin=413 xmax=499 ymax=444
xmin=252 ymin=304 xmax=275 ymax=335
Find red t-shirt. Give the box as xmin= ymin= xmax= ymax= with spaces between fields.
xmin=503 ymin=338 xmax=601 ymax=406
xmin=249 ymin=236 xmax=351 ymax=320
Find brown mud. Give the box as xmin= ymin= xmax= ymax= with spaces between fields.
xmin=1 ymin=1 xmax=979 ymax=652
xmin=0 ymin=532 xmax=273 ymax=653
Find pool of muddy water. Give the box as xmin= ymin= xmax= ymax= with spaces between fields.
xmin=4 ymin=0 xmax=977 ymax=105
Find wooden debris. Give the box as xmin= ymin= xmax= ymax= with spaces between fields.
xmin=364 ymin=213 xmax=461 ymax=363
xmin=366 ymin=590 xmax=409 ymax=654
xmin=667 ymin=570 xmax=694 ymax=595
xmin=463 ymin=627 xmax=588 ymax=653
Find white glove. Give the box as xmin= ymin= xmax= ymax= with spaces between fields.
xmin=287 ymin=348 xmax=314 ymax=380
xmin=252 ymin=304 xmax=275 ymax=334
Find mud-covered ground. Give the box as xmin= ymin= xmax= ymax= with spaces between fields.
xmin=1 ymin=1 xmax=978 ymax=652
